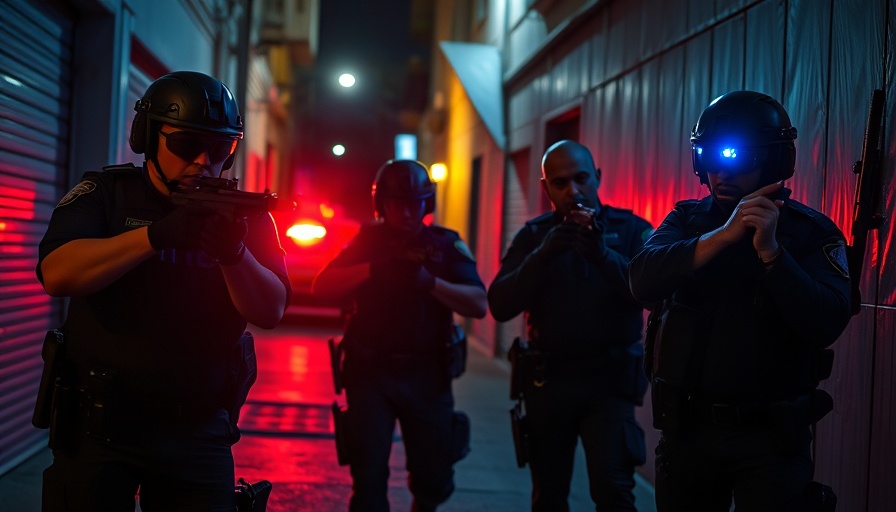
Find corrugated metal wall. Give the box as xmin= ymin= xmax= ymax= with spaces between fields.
xmin=502 ymin=0 xmax=893 ymax=509
xmin=0 ymin=0 xmax=72 ymax=474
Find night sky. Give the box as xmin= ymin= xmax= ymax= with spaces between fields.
xmin=306 ymin=0 xmax=431 ymax=222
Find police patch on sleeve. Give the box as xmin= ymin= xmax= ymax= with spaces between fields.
xmin=824 ymin=241 xmax=850 ymax=278
xmin=56 ymin=180 xmax=97 ymax=208
xmin=454 ymin=240 xmax=475 ymax=262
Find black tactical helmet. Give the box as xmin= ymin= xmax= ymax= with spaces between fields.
xmin=129 ymin=71 xmax=243 ymax=169
xmin=371 ymin=159 xmax=436 ymax=217
xmin=690 ymin=91 xmax=797 ymax=186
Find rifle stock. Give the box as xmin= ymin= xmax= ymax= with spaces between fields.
xmin=848 ymin=89 xmax=886 ymax=315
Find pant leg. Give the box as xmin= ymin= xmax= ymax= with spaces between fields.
xmin=396 ymin=359 xmax=456 ymax=509
xmin=138 ymin=409 xmax=236 ymax=512
xmin=730 ymin=424 xmax=814 ymax=512
xmin=345 ymin=373 xmax=396 ymax=512
xmin=42 ymin=440 xmax=140 ymax=512
xmin=525 ymin=376 xmax=579 ymax=512
xmin=579 ymin=397 xmax=643 ymax=511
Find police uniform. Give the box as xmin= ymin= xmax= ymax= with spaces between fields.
xmin=329 ymin=221 xmax=484 ymax=512
xmin=36 ymin=164 xmax=290 ymax=510
xmin=628 ymin=191 xmax=852 ymax=511
xmin=489 ymin=205 xmax=653 ymax=512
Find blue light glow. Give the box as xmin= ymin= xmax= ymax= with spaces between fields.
xmin=722 ymin=148 xmax=737 ymax=158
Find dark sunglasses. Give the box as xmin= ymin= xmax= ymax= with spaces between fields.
xmin=158 ymin=130 xmax=238 ymax=164
xmin=693 ymin=144 xmax=767 ymax=175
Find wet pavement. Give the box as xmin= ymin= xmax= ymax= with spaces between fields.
xmin=0 ymin=306 xmax=656 ymax=511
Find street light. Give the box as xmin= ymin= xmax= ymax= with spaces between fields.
xmin=338 ymin=73 xmax=355 ymax=88
xmin=430 ymin=163 xmax=447 ymax=182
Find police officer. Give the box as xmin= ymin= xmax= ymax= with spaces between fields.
xmin=628 ymin=91 xmax=852 ymax=511
xmin=36 ymin=71 xmax=291 ymax=511
xmin=488 ymin=140 xmax=653 ymax=512
xmin=312 ymin=160 xmax=487 ymax=512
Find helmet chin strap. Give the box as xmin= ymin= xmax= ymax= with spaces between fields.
xmin=149 ymin=155 xmax=180 ymax=192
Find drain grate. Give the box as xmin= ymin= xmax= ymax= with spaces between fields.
xmin=237 ymin=401 xmax=333 ymax=438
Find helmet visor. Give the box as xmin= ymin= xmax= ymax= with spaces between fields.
xmin=693 ymin=144 xmax=767 ymax=175
xmin=159 ymin=129 xmax=238 ymax=164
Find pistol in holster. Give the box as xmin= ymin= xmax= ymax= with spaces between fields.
xmin=507 ymin=338 xmax=532 ymax=467
xmin=331 ymin=401 xmax=351 ymax=466
xmin=33 ymin=329 xmax=65 ymax=429
xmin=33 ymin=330 xmax=79 ymax=451
xmin=444 ymin=323 xmax=468 ymax=380
xmin=235 ymin=477 xmax=273 ymax=512
xmin=328 ymin=338 xmax=344 ymax=395
xmin=225 ymin=331 xmax=259 ymax=438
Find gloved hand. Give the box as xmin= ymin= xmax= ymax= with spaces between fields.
xmin=370 ymin=257 xmax=436 ymax=292
xmin=534 ymin=222 xmax=579 ymax=263
xmin=200 ymin=213 xmax=249 ymax=265
xmin=573 ymin=224 xmax=608 ymax=263
xmin=147 ymin=205 xmax=212 ymax=251
xmin=409 ymin=263 xmax=436 ymax=292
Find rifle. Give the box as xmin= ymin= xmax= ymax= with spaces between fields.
xmin=848 ymin=89 xmax=886 ymax=316
xmin=170 ymin=176 xmax=295 ymax=220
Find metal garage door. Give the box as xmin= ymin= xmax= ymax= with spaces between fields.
xmin=0 ymin=0 xmax=74 ymax=474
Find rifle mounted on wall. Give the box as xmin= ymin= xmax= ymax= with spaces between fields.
xmin=847 ymin=89 xmax=886 ymax=316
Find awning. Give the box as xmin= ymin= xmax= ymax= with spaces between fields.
xmin=439 ymin=41 xmax=505 ymax=150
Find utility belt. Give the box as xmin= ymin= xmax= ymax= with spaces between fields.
xmin=508 ymin=337 xmax=647 ymax=403
xmin=32 ymin=329 xmax=240 ymax=451
xmin=652 ymin=378 xmax=833 ymax=432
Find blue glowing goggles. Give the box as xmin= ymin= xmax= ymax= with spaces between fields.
xmin=693 ymin=144 xmax=767 ymax=175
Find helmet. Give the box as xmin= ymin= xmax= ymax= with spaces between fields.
xmin=371 ymin=160 xmax=435 ymax=217
xmin=690 ymin=91 xmax=797 ymax=185
xmin=129 ymin=71 xmax=243 ymax=169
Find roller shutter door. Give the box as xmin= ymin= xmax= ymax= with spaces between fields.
xmin=0 ymin=0 xmax=74 ymax=474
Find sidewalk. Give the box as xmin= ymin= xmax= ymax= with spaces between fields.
xmin=0 ymin=334 xmax=656 ymax=511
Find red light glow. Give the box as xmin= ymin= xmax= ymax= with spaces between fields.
xmin=286 ymin=222 xmax=327 ymax=246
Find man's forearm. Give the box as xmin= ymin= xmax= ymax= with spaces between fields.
xmin=40 ymin=228 xmax=157 ymax=297
xmin=432 ymin=280 xmax=487 ymax=318
xmin=220 ymin=250 xmax=289 ymax=329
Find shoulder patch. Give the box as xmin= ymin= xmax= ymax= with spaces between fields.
xmin=824 ymin=241 xmax=850 ymax=278
xmin=640 ymin=227 xmax=655 ymax=243
xmin=56 ymin=180 xmax=97 ymax=208
xmin=454 ymin=239 xmax=476 ymax=261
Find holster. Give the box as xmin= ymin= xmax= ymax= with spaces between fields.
xmin=225 ymin=332 xmax=258 ymax=435
xmin=650 ymin=378 xmax=687 ymax=434
xmin=652 ymin=300 xmax=711 ymax=390
xmin=509 ymin=400 xmax=529 ymax=468
xmin=328 ymin=338 xmax=343 ymax=394
xmin=331 ymin=401 xmax=351 ymax=466
xmin=508 ymin=337 xmax=536 ymax=400
xmin=451 ymin=411 xmax=471 ymax=462
xmin=444 ymin=324 xmax=467 ymax=379
xmin=235 ymin=477 xmax=273 ymax=512
xmin=33 ymin=329 xmax=66 ymax=429
xmin=804 ymin=481 xmax=837 ymax=512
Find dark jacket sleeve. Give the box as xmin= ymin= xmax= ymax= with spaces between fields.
xmin=596 ymin=212 xmax=653 ymax=306
xmin=759 ymin=234 xmax=851 ymax=348
xmin=628 ymin=205 xmax=699 ymax=304
xmin=487 ymin=226 xmax=548 ymax=322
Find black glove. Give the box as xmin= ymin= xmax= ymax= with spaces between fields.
xmin=573 ymin=225 xmax=608 ymax=263
xmin=534 ymin=222 xmax=579 ymax=263
xmin=370 ymin=257 xmax=435 ymax=292
xmin=147 ymin=205 xmax=212 ymax=251
xmin=201 ymin=214 xmax=249 ymax=265
xmin=410 ymin=263 xmax=436 ymax=292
